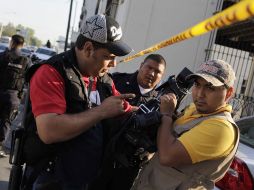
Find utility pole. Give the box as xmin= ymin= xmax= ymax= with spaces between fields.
xmin=64 ymin=0 xmax=73 ymax=51
xmin=106 ymin=0 xmax=123 ymax=18
xmin=0 ymin=23 xmax=3 ymax=37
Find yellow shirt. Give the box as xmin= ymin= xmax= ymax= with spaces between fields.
xmin=175 ymin=103 xmax=235 ymax=163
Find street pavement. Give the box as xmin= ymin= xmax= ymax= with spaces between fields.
xmin=0 ymin=153 xmax=10 ymax=190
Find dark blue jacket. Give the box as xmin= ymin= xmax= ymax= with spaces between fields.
xmin=112 ymin=71 xmax=157 ymax=106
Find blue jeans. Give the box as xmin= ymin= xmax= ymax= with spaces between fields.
xmin=0 ymin=90 xmax=20 ymax=142
xmin=2 ymin=104 xmax=24 ymax=152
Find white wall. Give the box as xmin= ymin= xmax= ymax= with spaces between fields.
xmin=83 ymin=1 xmax=97 ymax=20
xmin=112 ymin=0 xmax=222 ymax=81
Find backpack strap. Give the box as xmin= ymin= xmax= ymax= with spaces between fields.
xmin=174 ymin=111 xmax=236 ymax=136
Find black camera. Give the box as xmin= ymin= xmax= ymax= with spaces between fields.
xmin=108 ymin=67 xmax=194 ymax=167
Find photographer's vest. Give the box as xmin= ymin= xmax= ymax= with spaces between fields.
xmin=132 ymin=112 xmax=239 ymax=190
xmin=25 ymin=49 xmax=113 ymax=185
xmin=0 ymin=50 xmax=28 ymax=91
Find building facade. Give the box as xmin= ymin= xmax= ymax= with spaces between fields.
xmin=79 ymin=0 xmax=254 ymax=117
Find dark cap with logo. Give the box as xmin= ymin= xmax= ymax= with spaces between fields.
xmin=79 ymin=14 xmax=132 ymax=56
xmin=187 ymin=59 xmax=236 ymax=87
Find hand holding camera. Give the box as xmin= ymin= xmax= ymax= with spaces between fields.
xmin=109 ymin=67 xmax=194 ymax=168
xmin=159 ymin=93 xmax=177 ymax=117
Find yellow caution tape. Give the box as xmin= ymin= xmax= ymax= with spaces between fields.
xmin=120 ymin=0 xmax=254 ymax=63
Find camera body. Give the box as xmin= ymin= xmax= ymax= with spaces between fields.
xmin=111 ymin=67 xmax=194 ymax=167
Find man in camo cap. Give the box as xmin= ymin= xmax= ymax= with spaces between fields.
xmin=131 ymin=59 xmax=239 ymax=190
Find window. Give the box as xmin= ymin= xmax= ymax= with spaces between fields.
xmin=236 ymin=116 xmax=254 ymax=148
xmin=240 ymin=79 xmax=248 ymax=94
xmin=36 ymin=48 xmax=56 ymax=56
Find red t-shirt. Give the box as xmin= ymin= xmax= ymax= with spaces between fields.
xmin=30 ymin=64 xmax=131 ymax=117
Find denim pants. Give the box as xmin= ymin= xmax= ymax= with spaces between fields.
xmin=2 ymin=104 xmax=24 ymax=151
xmin=0 ymin=90 xmax=20 ymax=142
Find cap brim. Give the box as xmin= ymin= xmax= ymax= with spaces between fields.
xmin=186 ymin=73 xmax=224 ymax=86
xmin=105 ymin=40 xmax=132 ymax=56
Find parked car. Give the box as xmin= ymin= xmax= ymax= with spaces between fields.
xmin=0 ymin=36 xmax=11 ymax=45
xmin=30 ymin=46 xmax=57 ymax=62
xmin=20 ymin=47 xmax=32 ymax=57
xmin=0 ymin=43 xmax=9 ymax=53
xmin=215 ymin=116 xmax=254 ymax=190
xmin=26 ymin=45 xmax=37 ymax=53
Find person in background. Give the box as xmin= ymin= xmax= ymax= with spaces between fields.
xmin=132 ymin=59 xmax=239 ymax=190
xmin=46 ymin=40 xmax=51 ymax=48
xmin=0 ymin=34 xmax=29 ymax=156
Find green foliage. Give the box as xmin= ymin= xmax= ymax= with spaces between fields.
xmin=2 ymin=23 xmax=16 ymax=36
xmin=1 ymin=22 xmax=42 ymax=47
xmin=30 ymin=37 xmax=42 ymax=47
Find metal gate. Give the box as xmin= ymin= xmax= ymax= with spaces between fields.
xmin=205 ymin=0 xmax=254 ymax=119
xmin=206 ymin=44 xmax=254 ymax=119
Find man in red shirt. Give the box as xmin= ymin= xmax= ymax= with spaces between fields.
xmin=24 ymin=14 xmax=134 ymax=190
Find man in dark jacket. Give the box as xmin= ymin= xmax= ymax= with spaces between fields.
xmin=21 ymin=14 xmax=134 ymax=190
xmin=0 ymin=34 xmax=29 ymax=154
xmin=113 ymin=54 xmax=166 ymax=106
xmin=89 ymin=54 xmax=166 ymax=190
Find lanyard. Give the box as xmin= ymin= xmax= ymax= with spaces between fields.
xmin=87 ymin=77 xmax=94 ymax=108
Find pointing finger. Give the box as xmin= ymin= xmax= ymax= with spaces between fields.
xmin=118 ymin=93 xmax=136 ymax=99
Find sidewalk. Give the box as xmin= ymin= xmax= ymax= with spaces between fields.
xmin=0 ymin=153 xmax=10 ymax=190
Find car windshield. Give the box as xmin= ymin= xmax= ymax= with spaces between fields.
xmin=236 ymin=116 xmax=254 ymax=148
xmin=0 ymin=38 xmax=10 ymax=44
xmin=36 ymin=48 xmax=56 ymax=56
xmin=0 ymin=45 xmax=7 ymax=50
xmin=21 ymin=48 xmax=31 ymax=53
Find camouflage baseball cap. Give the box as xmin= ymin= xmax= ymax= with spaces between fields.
xmin=187 ymin=59 xmax=235 ymax=87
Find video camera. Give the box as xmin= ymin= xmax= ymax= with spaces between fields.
xmin=110 ymin=67 xmax=194 ymax=167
